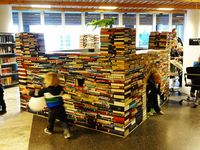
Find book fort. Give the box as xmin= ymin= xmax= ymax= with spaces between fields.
xmin=17 ymin=28 xmax=170 ymax=137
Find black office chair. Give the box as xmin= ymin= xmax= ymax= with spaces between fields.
xmin=179 ymin=67 xmax=200 ymax=108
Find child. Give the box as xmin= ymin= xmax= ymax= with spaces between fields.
xmin=23 ymin=72 xmax=71 ymax=139
xmin=0 ymin=83 xmax=6 ymax=115
xmin=146 ymin=71 xmax=164 ymax=116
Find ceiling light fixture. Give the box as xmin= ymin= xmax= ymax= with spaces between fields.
xmin=31 ymin=5 xmax=51 ymax=8
xmin=99 ymin=6 xmax=117 ymax=10
xmin=157 ymin=8 xmax=174 ymax=11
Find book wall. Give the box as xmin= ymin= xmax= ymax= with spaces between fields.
xmin=58 ymin=53 xmax=101 ymax=127
xmin=99 ymin=28 xmax=141 ymax=136
xmin=149 ymin=31 xmax=172 ymax=49
xmin=148 ymin=32 xmax=160 ymax=49
xmin=141 ymin=50 xmax=169 ymax=111
xmin=17 ymin=28 xmax=170 ymax=137
xmin=159 ymin=32 xmax=172 ymax=49
xmin=15 ymin=32 xmax=48 ymax=111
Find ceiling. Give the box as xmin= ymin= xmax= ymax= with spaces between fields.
xmin=1 ymin=0 xmax=200 ymax=13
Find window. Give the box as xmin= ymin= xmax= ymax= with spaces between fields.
xmin=22 ymin=12 xmax=41 ymax=32
xmin=65 ymin=13 xmax=81 ymax=25
xmin=139 ymin=14 xmax=153 ymax=48
xmin=12 ymin=12 xmax=19 ymax=33
xmin=44 ymin=13 xmax=61 ymax=25
xmin=156 ymin=14 xmax=169 ymax=32
xmin=123 ymin=13 xmax=136 ymax=28
xmin=172 ymin=14 xmax=184 ymax=42
xmin=85 ymin=13 xmax=100 ymax=25
xmin=104 ymin=13 xmax=119 ymax=26
xmin=43 ymin=13 xmax=62 ymax=51
xmin=12 ymin=12 xmax=19 ymax=25
xmin=84 ymin=13 xmax=100 ymax=35
xmin=64 ymin=13 xmax=83 ymax=49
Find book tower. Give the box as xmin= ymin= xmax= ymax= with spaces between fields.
xmin=98 ymin=28 xmax=143 ymax=136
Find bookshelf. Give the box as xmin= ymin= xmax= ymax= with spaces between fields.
xmin=17 ymin=29 xmax=170 ymax=137
xmin=0 ymin=33 xmax=18 ymax=88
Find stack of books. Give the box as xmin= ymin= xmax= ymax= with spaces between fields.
xmin=159 ymin=32 xmax=172 ymax=49
xmin=148 ymin=32 xmax=160 ymax=49
xmin=80 ymin=34 xmax=99 ymax=49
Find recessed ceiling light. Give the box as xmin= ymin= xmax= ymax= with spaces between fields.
xmin=31 ymin=5 xmax=51 ymax=8
xmin=99 ymin=6 xmax=117 ymax=10
xmin=157 ymin=8 xmax=174 ymax=11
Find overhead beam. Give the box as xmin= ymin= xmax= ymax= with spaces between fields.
xmin=12 ymin=6 xmax=187 ymax=14
xmin=0 ymin=0 xmax=199 ymax=9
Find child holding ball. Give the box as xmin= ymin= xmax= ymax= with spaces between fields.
xmin=22 ymin=72 xmax=71 ymax=139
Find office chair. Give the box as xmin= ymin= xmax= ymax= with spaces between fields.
xmin=179 ymin=67 xmax=200 ymax=108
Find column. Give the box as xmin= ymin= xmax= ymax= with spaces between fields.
xmin=0 ymin=5 xmax=12 ymax=32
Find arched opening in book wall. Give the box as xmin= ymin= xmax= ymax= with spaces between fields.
xmin=143 ymin=63 xmax=169 ymax=115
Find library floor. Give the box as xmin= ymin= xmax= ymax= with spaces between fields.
xmin=1 ymin=87 xmax=200 ymax=150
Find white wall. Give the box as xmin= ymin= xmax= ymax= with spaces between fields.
xmin=0 ymin=5 xmax=12 ymax=32
xmin=182 ymin=10 xmax=200 ymax=94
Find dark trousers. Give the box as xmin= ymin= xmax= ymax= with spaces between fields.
xmin=0 ymin=98 xmax=6 ymax=111
xmin=147 ymin=95 xmax=161 ymax=113
xmin=191 ymin=86 xmax=195 ymax=95
xmin=0 ymin=87 xmax=6 ymax=112
xmin=47 ymin=105 xmax=68 ymax=131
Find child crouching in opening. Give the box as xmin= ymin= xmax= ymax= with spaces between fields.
xmin=23 ymin=72 xmax=71 ymax=139
xmin=146 ymin=71 xmax=164 ymax=116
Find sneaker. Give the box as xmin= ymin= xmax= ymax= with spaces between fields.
xmin=147 ymin=112 xmax=154 ymax=116
xmin=0 ymin=110 xmax=7 ymax=115
xmin=192 ymin=104 xmax=198 ymax=108
xmin=64 ymin=128 xmax=71 ymax=139
xmin=157 ymin=111 xmax=164 ymax=115
xmin=44 ymin=128 xmax=53 ymax=135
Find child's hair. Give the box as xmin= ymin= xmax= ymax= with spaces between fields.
xmin=172 ymin=28 xmax=176 ymax=33
xmin=152 ymin=71 xmax=162 ymax=84
xmin=44 ymin=72 xmax=60 ymax=87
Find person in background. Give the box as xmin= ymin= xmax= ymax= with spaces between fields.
xmin=0 ymin=81 xmax=6 ymax=115
xmin=171 ymin=28 xmax=184 ymax=87
xmin=193 ymin=56 xmax=200 ymax=68
xmin=190 ymin=56 xmax=200 ymax=98
xmin=172 ymin=28 xmax=183 ymax=47
xmin=171 ymin=28 xmax=183 ymax=57
xmin=22 ymin=72 xmax=71 ymax=139
xmin=146 ymin=71 xmax=164 ymax=116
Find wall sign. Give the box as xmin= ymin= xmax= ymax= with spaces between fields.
xmin=189 ymin=38 xmax=200 ymax=45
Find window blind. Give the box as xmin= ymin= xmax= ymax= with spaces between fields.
xmin=104 ymin=13 xmax=119 ymax=25
xmin=12 ymin=12 xmax=19 ymax=25
xmin=172 ymin=14 xmax=184 ymax=25
xmin=44 ymin=13 xmax=61 ymax=25
xmin=123 ymin=13 xmax=136 ymax=28
xmin=156 ymin=14 xmax=169 ymax=25
xmin=65 ymin=13 xmax=82 ymax=25
xmin=22 ymin=12 xmax=41 ymax=25
xmin=140 ymin=14 xmax=153 ymax=25
xmin=85 ymin=13 xmax=100 ymax=24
